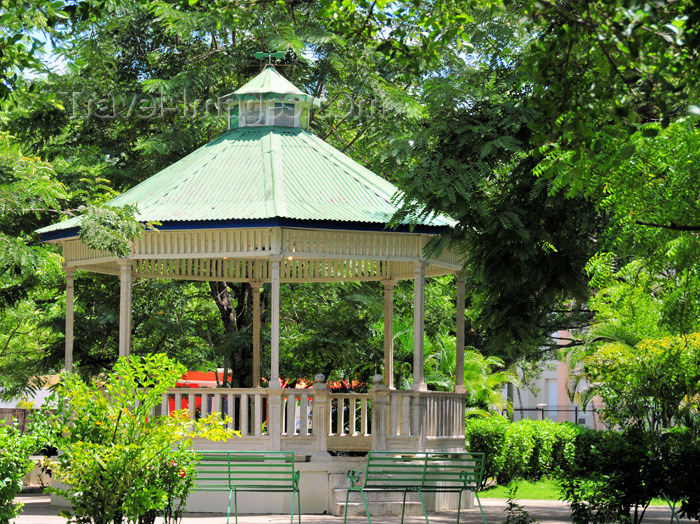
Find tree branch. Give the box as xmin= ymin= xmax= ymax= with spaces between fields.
xmin=635 ymin=220 xmax=700 ymax=231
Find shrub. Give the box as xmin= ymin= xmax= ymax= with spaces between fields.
xmin=466 ymin=416 xmax=583 ymax=486
xmin=36 ymin=354 xmax=233 ymax=524
xmin=0 ymin=422 xmax=36 ymax=524
xmin=556 ymin=427 xmax=666 ymax=524
xmin=498 ymin=419 xmax=535 ymax=483
xmin=657 ymin=427 xmax=700 ymax=521
xmin=465 ymin=416 xmax=509 ymax=488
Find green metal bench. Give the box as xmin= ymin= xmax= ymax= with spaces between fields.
xmin=344 ymin=451 xmax=487 ymax=524
xmin=194 ymin=450 xmax=301 ymax=524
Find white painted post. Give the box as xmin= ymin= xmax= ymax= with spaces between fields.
xmin=413 ymin=262 xmax=427 ymax=391
xmin=251 ymin=282 xmax=262 ymax=388
xmin=267 ymin=388 xmax=283 ymax=451
xmin=370 ymin=374 xmax=388 ymax=451
xmin=270 ymin=258 xmax=282 ymax=388
xmin=118 ymin=261 xmax=133 ymax=358
xmin=311 ymin=374 xmax=331 ymax=459
xmin=64 ymin=267 xmax=75 ymax=372
xmin=383 ymin=280 xmax=396 ymax=389
xmin=455 ymin=274 xmax=467 ymax=394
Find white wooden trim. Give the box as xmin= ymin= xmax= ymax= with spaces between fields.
xmin=270 ymin=258 xmax=281 ymax=388
xmin=64 ymin=267 xmax=76 ymax=372
xmin=455 ymin=275 xmax=466 ymax=394
xmin=412 ymin=262 xmax=427 ymax=391
xmin=118 ymin=261 xmax=133 ymax=358
xmin=383 ymin=281 xmax=396 ymax=389
xmin=251 ymin=283 xmax=262 ymax=388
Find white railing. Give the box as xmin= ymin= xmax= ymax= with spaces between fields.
xmin=425 ymin=392 xmax=466 ymax=438
xmin=161 ymin=375 xmax=465 ymax=453
xmin=162 ymin=388 xmax=268 ymax=437
xmin=280 ymin=389 xmax=314 ymax=437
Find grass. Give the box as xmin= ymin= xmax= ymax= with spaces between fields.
xmin=479 ymin=478 xmax=562 ymax=500
xmin=479 ymin=478 xmax=669 ymax=506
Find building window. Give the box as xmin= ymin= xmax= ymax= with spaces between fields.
xmin=245 ymin=100 xmax=265 ymax=126
xmin=273 ymin=102 xmax=296 ymax=127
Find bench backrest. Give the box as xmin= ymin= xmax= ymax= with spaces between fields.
xmin=421 ymin=452 xmax=485 ymax=491
xmin=361 ymin=451 xmax=428 ymax=488
xmin=360 ymin=451 xmax=485 ymax=491
xmin=195 ymin=450 xmax=297 ymax=491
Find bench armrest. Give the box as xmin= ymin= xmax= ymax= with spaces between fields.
xmin=459 ymin=471 xmax=478 ymax=489
xmin=346 ymin=469 xmax=362 ymax=487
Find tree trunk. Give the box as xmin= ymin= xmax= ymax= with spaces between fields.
xmin=208 ymin=281 xmax=255 ymax=387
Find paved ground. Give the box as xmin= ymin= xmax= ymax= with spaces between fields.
xmin=13 ymin=493 xmax=677 ymax=523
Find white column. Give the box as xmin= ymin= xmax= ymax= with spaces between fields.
xmin=455 ymin=274 xmax=467 ymax=394
xmin=64 ymin=267 xmax=76 ymax=372
xmin=412 ymin=262 xmax=427 ymax=391
xmin=251 ymin=282 xmax=262 ymax=388
xmin=383 ymin=280 xmax=396 ymax=389
xmin=270 ymin=258 xmax=281 ymax=389
xmin=118 ymin=261 xmax=133 ymax=359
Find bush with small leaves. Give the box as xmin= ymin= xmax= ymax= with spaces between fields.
xmin=466 ymin=417 xmax=582 ymax=486
xmin=35 ymin=354 xmax=234 ymax=524
xmin=0 ymin=422 xmax=36 ymax=524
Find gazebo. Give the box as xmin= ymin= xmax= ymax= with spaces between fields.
xmin=37 ymin=65 xmax=470 ymax=514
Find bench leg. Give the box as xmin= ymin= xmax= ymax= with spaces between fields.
xmin=401 ymin=490 xmax=408 ymax=524
xmin=226 ymin=489 xmax=233 ymax=524
xmin=473 ymin=492 xmax=487 ymax=524
xmin=233 ymin=488 xmax=240 ymax=524
xmin=296 ymin=488 xmax=302 ymax=524
xmin=417 ymin=490 xmax=429 ymax=524
xmin=344 ymin=489 xmax=351 ymax=524
xmin=290 ymin=488 xmax=302 ymax=524
xmin=344 ymin=489 xmax=372 ymax=524
xmin=457 ymin=491 xmax=462 ymax=524
xmin=361 ymin=491 xmax=372 ymax=524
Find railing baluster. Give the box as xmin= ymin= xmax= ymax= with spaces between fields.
xmin=286 ymin=391 xmax=296 ymax=436
xmin=198 ymin=393 xmax=206 ymax=418
xmin=213 ymin=392 xmax=221 ymax=417
xmin=361 ymin=398 xmax=368 ymax=436
xmin=241 ymin=393 xmax=249 ymax=437
xmin=254 ymin=393 xmax=263 ymax=436
xmin=350 ymin=397 xmax=357 ymax=435
xmin=300 ymin=393 xmax=309 ymax=436
xmin=227 ymin=393 xmax=234 ymax=430
xmin=188 ymin=393 xmax=195 ymax=419
xmin=161 ymin=394 xmax=169 ymax=416
xmin=403 ymin=394 xmax=412 ymax=436
xmin=339 ymin=397 xmax=346 ymax=436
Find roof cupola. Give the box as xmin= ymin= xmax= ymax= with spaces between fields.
xmin=228 ymin=65 xmax=318 ymax=130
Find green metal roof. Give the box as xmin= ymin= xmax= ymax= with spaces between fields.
xmin=37 ymin=126 xmax=454 ymax=236
xmin=228 ymin=66 xmax=318 ymax=104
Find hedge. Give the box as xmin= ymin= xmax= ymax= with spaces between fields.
xmin=465 ymin=416 xmax=582 ymax=487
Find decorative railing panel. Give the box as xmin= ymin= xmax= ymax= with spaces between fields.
xmin=161 ymin=377 xmax=465 ymax=454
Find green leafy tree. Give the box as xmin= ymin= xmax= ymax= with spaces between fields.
xmin=391 ymin=72 xmax=598 ymax=363
xmin=0 ymin=421 xmax=37 ymax=524
xmin=37 ymin=354 xmax=233 ymax=524
xmin=511 ymin=0 xmax=700 ymax=191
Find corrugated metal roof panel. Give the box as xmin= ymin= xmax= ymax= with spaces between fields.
xmin=234 ymin=66 xmax=306 ymax=97
xmin=37 ymin=127 xmax=454 ymax=235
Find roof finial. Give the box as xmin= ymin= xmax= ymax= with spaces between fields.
xmin=253 ymin=51 xmax=286 ymax=65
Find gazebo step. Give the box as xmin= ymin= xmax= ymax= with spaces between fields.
xmin=333 ymin=500 xmax=425 ymax=517
xmin=330 ymin=472 xmax=354 ymax=489
xmin=335 ymin=488 xmax=419 ymax=503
